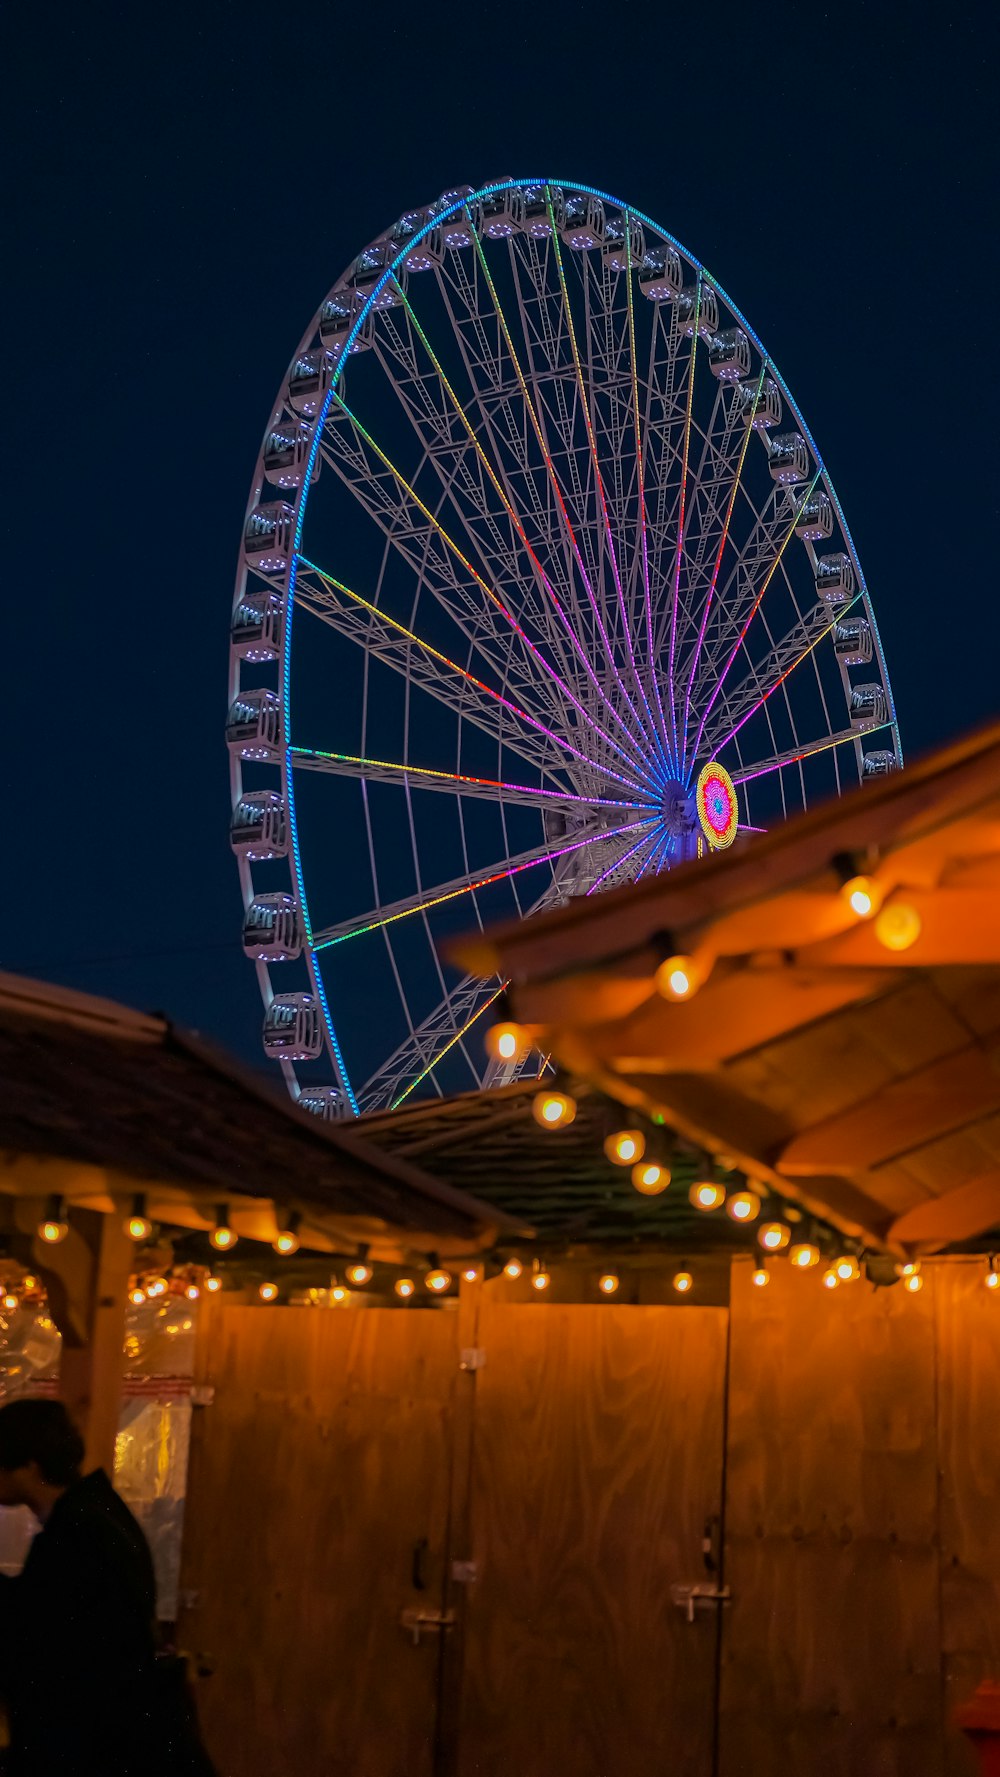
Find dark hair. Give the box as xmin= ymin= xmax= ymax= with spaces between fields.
xmin=0 ymin=1399 xmax=84 ymax=1485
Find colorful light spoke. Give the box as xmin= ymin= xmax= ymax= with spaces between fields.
xmin=389 ymin=984 xmax=506 ymax=1111
xmin=290 ymin=747 xmax=651 ymax=812
xmin=666 ymin=275 xmax=702 ymax=763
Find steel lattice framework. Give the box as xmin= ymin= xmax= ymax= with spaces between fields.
xmin=227 ymin=178 xmax=900 ymax=1119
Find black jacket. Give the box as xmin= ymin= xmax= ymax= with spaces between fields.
xmin=1 ymin=1469 xmax=158 ymax=1776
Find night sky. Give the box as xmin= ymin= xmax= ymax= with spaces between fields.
xmin=10 ymin=1 xmax=996 ymax=1072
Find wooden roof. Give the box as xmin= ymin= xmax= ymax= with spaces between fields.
xmin=454 ymin=720 xmax=1000 ymax=1255
xmin=0 ymin=971 xmax=505 ymax=1254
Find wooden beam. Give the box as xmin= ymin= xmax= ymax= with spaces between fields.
xmin=889 ymin=1175 xmax=1000 ymax=1251
xmin=778 ymin=1045 xmax=1000 ymax=1175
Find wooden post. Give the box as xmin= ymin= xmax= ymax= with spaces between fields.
xmin=434 ymin=1271 xmax=483 ymax=1777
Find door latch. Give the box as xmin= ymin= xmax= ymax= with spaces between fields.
xmin=399 ymin=1607 xmax=456 ymax=1647
xmin=670 ymin=1581 xmax=731 ymax=1625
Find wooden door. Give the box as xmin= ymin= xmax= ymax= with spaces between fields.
xmin=178 ymin=1302 xmax=458 ymax=1777
xmin=455 ymin=1300 xmax=729 ymax=1777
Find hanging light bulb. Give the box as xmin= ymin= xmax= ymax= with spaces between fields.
xmin=395 ymin=1278 xmax=415 ymax=1299
xmin=2 ymin=1292 xmax=18 ymax=1312
xmin=210 ymin=1206 xmax=237 ymax=1251
xmin=345 ymin=1252 xmax=373 ymax=1286
xmin=751 ymin=1266 xmax=770 ymax=1289
xmin=123 ymin=1195 xmax=153 ymax=1244
xmin=672 ymin=1269 xmax=693 ymax=1294
xmin=185 ymin=1283 xmax=200 ymax=1301
xmin=874 ymin=902 xmax=922 ymax=952
xmin=758 ymin=1222 xmax=790 ymax=1252
xmin=842 ymin=876 xmax=881 ymax=919
xmin=461 ymin=1265 xmax=479 ymax=1283
xmin=903 ymin=1271 xmax=924 ymax=1294
xmin=690 ymin=1181 xmax=726 ymax=1212
xmin=331 ymin=1285 xmax=348 ymax=1302
xmin=532 ymin=1088 xmax=577 ymax=1129
xmin=272 ymin=1211 xmax=301 ymax=1257
xmin=486 ymin=1021 xmax=528 ymax=1065
xmin=604 ymin=1128 xmax=645 ymax=1166
xmin=258 ymin=1282 xmax=278 ymax=1303
xmin=598 ymin=1273 xmax=619 ymax=1295
xmin=146 ymin=1276 xmax=168 ymax=1298
xmin=655 ymin=955 xmax=700 ymax=1001
xmin=128 ymin=1286 xmax=146 ymax=1307
xmin=822 ymin=1265 xmax=841 ymax=1290
xmin=37 ymin=1196 xmax=68 ymax=1245
xmin=834 ymin=1255 xmax=861 ymax=1282
xmin=424 ymin=1266 xmax=452 ymax=1294
xmin=789 ymin=1243 xmax=820 ymax=1269
xmin=632 ymin=1159 xmax=669 ymax=1196
xmin=531 ymin=1266 xmax=551 ymax=1292
xmin=726 ymin=1191 xmax=761 ymax=1224
xmin=986 ymin=1257 xmax=1000 ymax=1292
xmin=204 ymin=1274 xmax=222 ymax=1294
xmin=503 ymin=1256 xmax=523 ymax=1280
xmin=896 ymin=1260 xmax=921 ymax=1278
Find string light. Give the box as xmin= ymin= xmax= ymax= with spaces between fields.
xmin=346 ymin=1255 xmax=373 ymax=1285
xmin=461 ymin=1265 xmax=480 ymax=1283
xmin=598 ymin=1273 xmax=619 ymax=1295
xmin=789 ymin=1243 xmax=820 ymax=1269
xmin=128 ymin=1286 xmax=146 ymax=1307
xmin=395 ymin=1278 xmax=415 ymax=1299
xmin=834 ymin=1255 xmax=861 ymax=1282
xmin=903 ymin=1271 xmax=924 ymax=1294
xmin=690 ymin=1181 xmax=726 ymax=1211
xmin=259 ymin=1282 xmax=278 ymax=1303
xmin=726 ymin=1191 xmax=760 ymax=1224
xmin=185 ymin=1283 xmax=200 ymax=1301
xmin=146 ymin=1277 xmax=168 ymax=1298
xmin=655 ymin=955 xmax=699 ymax=1001
xmin=211 ymin=1206 xmax=237 ymax=1252
xmin=124 ymin=1195 xmax=152 ymax=1244
xmin=758 ymin=1222 xmax=790 ymax=1251
xmin=273 ymin=1211 xmax=301 ymax=1256
xmin=672 ymin=1269 xmax=693 ymax=1294
xmin=204 ymin=1274 xmax=222 ymax=1294
xmin=532 ymin=1088 xmax=577 ymax=1129
xmin=897 ymin=1260 xmax=920 ymax=1278
xmin=331 ymin=1285 xmax=348 ymax=1302
xmin=604 ymin=1128 xmax=645 ymax=1166
xmin=425 ymin=1266 xmax=452 ymax=1293
xmin=486 ymin=1021 xmax=528 ymax=1065
xmin=840 ymin=874 xmax=882 ymax=919
xmin=632 ymin=1159 xmax=669 ymax=1195
xmin=37 ymin=1197 xmax=68 ymax=1244
xmin=2 ymin=1293 xmax=18 ymax=1312
xmin=822 ymin=1266 xmax=841 ymax=1290
xmin=874 ymin=902 xmax=922 ymax=952
xmin=503 ymin=1257 xmax=523 ymax=1279
xmin=751 ymin=1266 xmax=770 ymax=1288
xmin=531 ymin=1266 xmax=551 ymax=1292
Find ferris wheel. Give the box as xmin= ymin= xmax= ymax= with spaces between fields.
xmin=227 ymin=178 xmax=900 ymax=1118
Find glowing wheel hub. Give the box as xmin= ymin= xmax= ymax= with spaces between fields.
xmin=696 ymin=762 xmax=739 ymax=850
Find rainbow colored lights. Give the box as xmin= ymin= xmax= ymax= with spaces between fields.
xmin=696 ymin=761 xmax=739 ymax=849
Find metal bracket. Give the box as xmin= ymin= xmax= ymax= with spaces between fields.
xmin=190 ymin=1384 xmax=215 ymax=1407
xmin=400 ymin=1607 xmax=456 ymax=1647
xmin=459 ymin=1348 xmax=486 ymax=1371
xmin=670 ymin=1581 xmax=732 ymax=1625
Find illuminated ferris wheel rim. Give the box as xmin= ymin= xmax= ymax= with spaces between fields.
xmin=229 ymin=175 xmax=901 ymax=1119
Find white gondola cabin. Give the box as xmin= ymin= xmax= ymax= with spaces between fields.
xmin=390 ymin=211 xmax=443 ymax=273
xmin=287 ymin=351 xmax=337 ymax=420
xmin=709 ymin=329 xmax=752 ymax=381
xmin=603 ymin=215 xmax=645 ymax=271
xmin=349 ymin=242 xmax=398 ymax=309
xmin=850 ymin=683 xmax=888 ymax=728
xmin=768 ymin=433 xmax=811 ymax=484
xmin=244 ymin=504 xmax=295 ymax=574
xmin=262 ymin=993 xmax=323 ymax=1061
xmin=298 ymin=1086 xmax=342 ymax=1119
xmin=834 ymin=618 xmax=873 ymax=666
xmin=791 ymin=491 xmax=834 ymax=540
xmin=521 ymin=184 xmax=564 ymax=237
xmin=225 ymin=690 xmax=281 ymax=761
xmin=638 ymin=246 xmax=683 ymax=302
xmin=318 ymin=296 xmax=374 ymax=355
xmin=263 ymin=417 xmax=318 ymax=491
xmin=675 ymin=284 xmax=720 ymax=337
xmin=862 ymin=749 xmax=897 ymax=778
xmin=477 ymin=186 xmax=524 ymax=239
xmin=736 ymin=376 xmax=782 ymax=429
xmin=231 ymin=590 xmax=283 ymax=662
xmin=561 ymin=193 xmax=605 ymax=250
xmin=229 ymin=791 xmax=287 ymax=860
xmin=242 ymin=894 xmax=302 ymax=962
xmin=815 ymin=552 xmax=855 ymax=602
xmin=431 ymin=188 xmax=477 ymax=250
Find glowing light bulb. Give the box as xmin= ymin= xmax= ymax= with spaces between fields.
xmin=896 ymin=1260 xmax=920 ymax=1277
xmin=2 ymin=1293 xmax=18 ymax=1312
xmin=345 ymin=1262 xmax=372 ymax=1286
xmin=461 ymin=1265 xmax=479 ymax=1283
xmin=874 ymin=902 xmax=921 ymax=952
xmin=789 ymin=1243 xmax=820 ymax=1269
xmin=822 ymin=1266 xmax=840 ymax=1290
xmin=125 ymin=1213 xmax=152 ymax=1243
xmin=841 ymin=875 xmax=882 ymax=919
xmin=903 ymin=1272 xmax=924 ymax=1294
xmin=185 ymin=1283 xmax=200 ymax=1301
xmin=38 ymin=1218 xmax=68 ymax=1245
xmin=655 ymin=955 xmax=699 ymax=1001
xmin=503 ymin=1257 xmax=523 ymax=1280
xmin=604 ymin=1129 xmax=645 ymax=1166
xmin=532 ymin=1089 xmax=577 ymax=1129
xmin=598 ymin=1273 xmax=619 ymax=1295
xmin=425 ymin=1267 xmax=451 ymax=1293
xmin=758 ymin=1223 xmax=790 ymax=1252
xmin=331 ymin=1285 xmax=348 ymax=1302
xmin=211 ymin=1224 xmax=237 ymax=1252
xmin=632 ymin=1159 xmax=669 ymax=1196
xmin=672 ymin=1270 xmax=693 ymax=1294
xmin=128 ymin=1287 xmax=146 ymax=1307
xmin=726 ymin=1191 xmax=760 ymax=1223
xmin=751 ymin=1267 xmax=770 ymax=1289
xmin=204 ymin=1275 xmax=222 ymax=1293
xmin=690 ymin=1182 xmax=726 ymax=1211
xmin=22 ymin=1276 xmax=38 ymax=1292
xmin=395 ymin=1278 xmax=415 ymax=1299
xmin=486 ymin=1021 xmax=527 ymax=1064
xmin=985 ymin=1267 xmax=1000 ymax=1292
xmin=531 ymin=1268 xmax=551 ymax=1291
xmin=835 ymin=1256 xmax=860 ymax=1282
xmin=273 ymin=1230 xmax=300 ymax=1256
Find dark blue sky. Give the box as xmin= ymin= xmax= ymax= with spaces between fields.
xmin=10 ymin=0 xmax=997 ymax=1071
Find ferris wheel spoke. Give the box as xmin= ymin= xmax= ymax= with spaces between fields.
xmin=356 ymin=975 xmax=503 ymax=1113
xmin=686 ymin=472 xmax=822 ymax=770
xmin=289 ymin=746 xmax=650 ymax=816
xmin=585 ymin=823 xmax=665 ymax=896
xmin=322 ymin=391 xmax=650 ymax=778
xmin=704 ymin=588 xmax=865 ymax=759
xmin=727 ymin=722 xmax=892 ymax=788
xmin=623 ymin=243 xmax=672 ymax=759
xmin=664 ymin=275 xmax=704 ymax=765
xmin=310 ymin=817 xmax=657 ymax=950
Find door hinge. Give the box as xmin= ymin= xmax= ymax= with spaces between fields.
xmin=459 ymin=1347 xmax=486 ymax=1371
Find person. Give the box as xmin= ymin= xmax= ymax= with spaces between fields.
xmin=0 ymin=1397 xmax=159 ymax=1776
